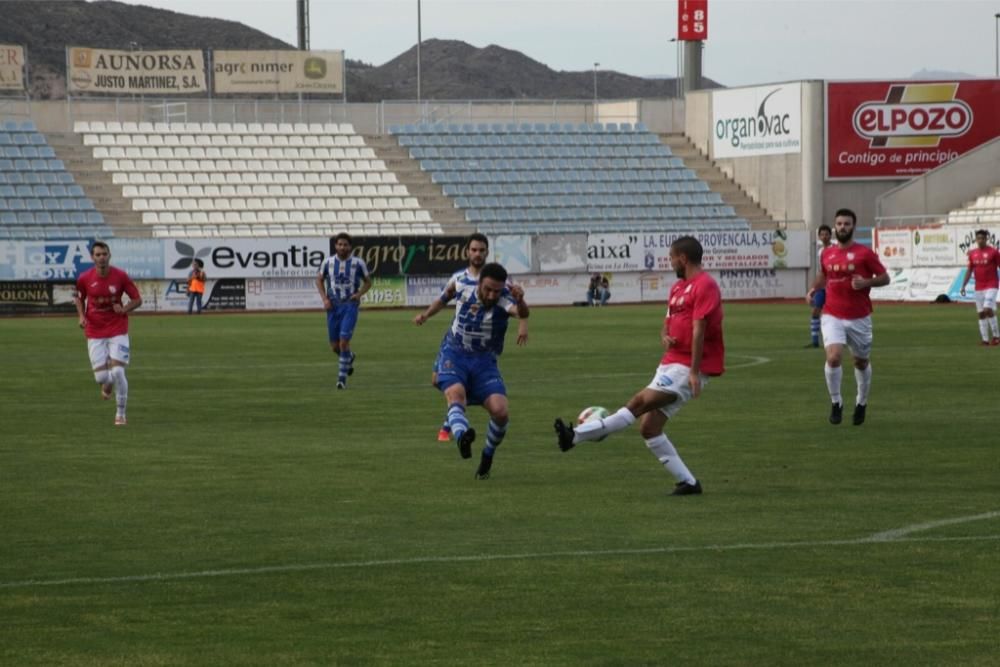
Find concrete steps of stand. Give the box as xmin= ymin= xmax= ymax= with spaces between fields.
xmin=659 ymin=133 xmax=775 ymax=228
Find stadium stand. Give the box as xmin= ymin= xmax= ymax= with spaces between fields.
xmin=73 ymin=121 xmax=442 ymax=238
xmin=388 ymin=122 xmax=750 ymax=234
xmin=944 ymin=188 xmax=1000 ymax=225
xmin=0 ymin=119 xmax=112 ymax=240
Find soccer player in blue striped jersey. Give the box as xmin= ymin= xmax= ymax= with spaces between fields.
xmin=315 ymin=233 xmax=372 ymax=389
xmin=414 ymin=262 xmax=529 ymax=479
xmin=421 ymin=234 xmax=527 ymax=441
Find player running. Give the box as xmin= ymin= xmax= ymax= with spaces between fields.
xmin=959 ymin=229 xmax=1000 ymax=346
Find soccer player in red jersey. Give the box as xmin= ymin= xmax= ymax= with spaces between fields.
xmin=554 ymin=236 xmax=724 ymax=496
xmin=806 ymin=209 xmax=889 ymax=426
xmin=958 ymin=229 xmax=1000 ymax=346
xmin=74 ymin=241 xmax=143 ymax=426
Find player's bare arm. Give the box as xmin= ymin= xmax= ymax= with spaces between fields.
xmin=851 ymin=272 xmax=890 ymax=290
xmin=689 ymin=319 xmax=707 ymax=398
xmin=315 ymin=273 xmax=332 ymax=309
xmin=74 ymin=292 xmax=87 ymax=329
xmin=959 ymin=266 xmax=973 ymax=296
xmin=113 ymin=296 xmax=143 ymax=315
xmin=807 ymin=273 xmax=827 ymax=302
xmin=660 ymin=320 xmax=676 ymax=352
xmin=516 ymin=318 xmax=528 ymax=346
xmin=413 ymin=286 xmax=454 ymax=325
xmin=351 ymin=276 xmax=373 ymax=302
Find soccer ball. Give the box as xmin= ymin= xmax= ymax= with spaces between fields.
xmin=577 ymin=406 xmax=610 ymax=425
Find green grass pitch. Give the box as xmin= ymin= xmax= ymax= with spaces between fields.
xmin=2 ymin=303 xmax=998 ymax=665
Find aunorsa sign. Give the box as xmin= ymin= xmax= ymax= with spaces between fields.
xmin=67 ymin=47 xmax=206 ymax=94
xmin=826 ymin=80 xmax=1000 ymax=179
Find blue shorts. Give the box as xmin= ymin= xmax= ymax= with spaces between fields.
xmin=811 ymin=288 xmax=826 ymax=310
xmin=432 ymin=337 xmax=447 ymax=373
xmin=436 ymin=347 xmax=507 ymax=406
xmin=326 ymin=301 xmax=360 ymax=341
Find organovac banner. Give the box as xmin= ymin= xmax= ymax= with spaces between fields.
xmin=67 ymin=47 xmax=206 ymax=94
xmin=826 ymin=80 xmax=1000 ymax=179
xmin=712 ymin=83 xmax=802 ymax=158
xmin=213 ymin=50 xmax=344 ymax=94
xmin=0 ymin=45 xmax=25 ymax=90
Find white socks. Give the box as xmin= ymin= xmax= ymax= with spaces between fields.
xmin=644 ymin=434 xmax=696 ymax=484
xmin=979 ymin=319 xmax=990 ymax=342
xmin=991 ymin=317 xmax=1000 ymax=338
xmin=574 ymin=407 xmax=636 ymax=444
xmin=93 ymin=369 xmax=111 ymax=385
xmin=110 ymin=365 xmax=128 ymax=416
xmin=854 ymin=364 xmax=872 ymax=406
xmin=824 ymin=363 xmax=843 ymax=404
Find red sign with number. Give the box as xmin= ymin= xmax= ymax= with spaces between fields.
xmin=678 ymin=0 xmax=708 ymax=41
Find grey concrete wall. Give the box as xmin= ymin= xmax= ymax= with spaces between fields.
xmin=876 ymin=137 xmax=1000 ymax=221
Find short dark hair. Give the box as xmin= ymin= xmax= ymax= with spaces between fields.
xmin=467 ymin=232 xmax=489 ymax=248
xmin=818 ymin=224 xmax=832 ymax=235
xmin=194 ymin=258 xmax=204 ymax=269
xmin=90 ymin=241 xmax=110 ymax=254
xmin=334 ymin=232 xmax=352 ymax=245
xmin=480 ymin=262 xmax=508 ymax=284
xmin=976 ymin=229 xmax=989 ymax=237
xmin=670 ymin=236 xmax=703 ymax=264
xmin=834 ymin=208 xmax=857 ymax=224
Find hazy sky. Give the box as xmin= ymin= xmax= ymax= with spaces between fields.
xmin=119 ymin=0 xmax=1000 ymax=86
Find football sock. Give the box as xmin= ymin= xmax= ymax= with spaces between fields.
xmin=574 ymin=406 xmax=635 ymax=444
xmin=854 ymin=365 xmax=872 ymax=405
xmin=338 ymin=350 xmax=351 ymax=382
xmin=484 ymin=418 xmax=507 ymax=456
xmin=644 ymin=434 xmax=696 ymax=485
xmin=979 ymin=319 xmax=990 ymax=342
xmin=110 ymin=365 xmax=128 ymax=417
xmin=93 ymin=369 xmax=111 ymax=385
xmin=447 ymin=403 xmax=469 ymax=441
xmin=989 ymin=316 xmax=999 ymax=338
xmin=810 ymin=315 xmax=820 ymax=346
xmin=441 ymin=419 xmax=451 ymax=433
xmin=824 ymin=363 xmax=843 ymax=404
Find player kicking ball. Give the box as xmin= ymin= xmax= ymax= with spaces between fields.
xmin=554 ymin=236 xmax=724 ymax=496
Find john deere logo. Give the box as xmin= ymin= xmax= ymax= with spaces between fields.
xmin=304 ymin=57 xmax=326 ymax=79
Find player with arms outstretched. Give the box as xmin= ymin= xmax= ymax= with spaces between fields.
xmin=414 ymin=262 xmax=529 ymax=479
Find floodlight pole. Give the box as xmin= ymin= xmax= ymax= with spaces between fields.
xmin=995 ymin=13 xmax=999 ymax=77
xmin=417 ymin=0 xmax=422 ymax=110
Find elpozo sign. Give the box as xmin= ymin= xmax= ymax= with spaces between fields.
xmin=0 ymin=45 xmax=26 ymax=90
xmin=67 ymin=47 xmax=206 ymax=94
xmin=213 ymin=50 xmax=344 ymax=94
xmin=712 ymin=83 xmax=802 ymax=158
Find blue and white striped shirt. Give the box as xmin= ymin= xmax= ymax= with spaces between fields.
xmin=319 ymin=255 xmax=370 ymax=302
xmin=444 ymin=281 xmax=517 ymax=355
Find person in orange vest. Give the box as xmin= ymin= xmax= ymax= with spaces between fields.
xmin=187 ymin=259 xmax=206 ymax=314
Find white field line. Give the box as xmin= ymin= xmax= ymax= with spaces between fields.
xmin=1 ymin=519 xmax=996 ymax=591
xmin=864 ymin=510 xmax=1000 ymax=542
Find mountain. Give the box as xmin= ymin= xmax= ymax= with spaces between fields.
xmin=0 ymin=1 xmax=703 ymax=101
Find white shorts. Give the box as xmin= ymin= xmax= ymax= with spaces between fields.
xmin=821 ymin=314 xmax=872 ymax=359
xmin=974 ymin=288 xmax=998 ymax=312
xmin=646 ymin=363 xmax=709 ymax=419
xmin=87 ymin=335 xmax=131 ymax=369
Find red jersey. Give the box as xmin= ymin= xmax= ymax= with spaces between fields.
xmin=662 ymin=271 xmax=725 ymax=376
xmin=76 ymin=266 xmax=140 ymax=339
xmin=967 ymin=246 xmax=1000 ymax=290
xmin=821 ymin=243 xmax=887 ymax=320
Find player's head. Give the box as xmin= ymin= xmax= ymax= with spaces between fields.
xmin=975 ymin=229 xmax=989 ymax=248
xmin=467 ymin=233 xmax=489 ymax=269
xmin=478 ymin=262 xmax=508 ymax=307
xmin=90 ymin=241 xmax=110 ymax=269
xmin=194 ymin=258 xmax=204 ymax=269
xmin=668 ymin=236 xmax=703 ymax=279
xmin=818 ymin=224 xmax=832 ymax=245
xmin=334 ymin=232 xmax=352 ymax=259
xmin=833 ymin=208 xmax=857 ymax=243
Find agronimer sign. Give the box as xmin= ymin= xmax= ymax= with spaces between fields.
xmin=712 ymin=83 xmax=802 ymax=158
xmin=213 ymin=50 xmax=344 ymax=94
